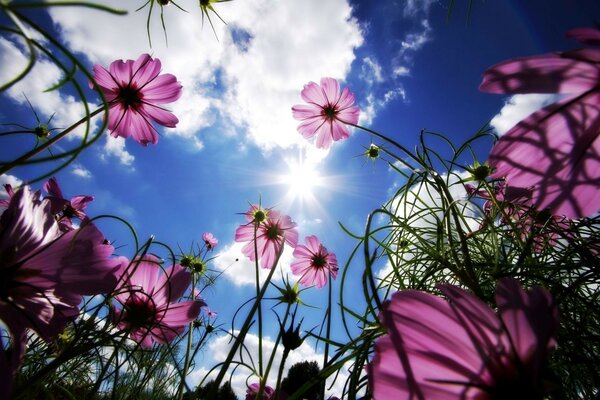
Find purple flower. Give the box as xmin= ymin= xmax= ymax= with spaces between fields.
xmin=480 ymin=27 xmax=600 ymax=218
xmin=92 ymin=54 xmax=182 ymax=146
xmin=292 ymin=77 xmax=360 ymax=149
xmin=245 ymin=383 xmax=275 ymax=400
xmin=0 ymin=187 xmax=119 ymax=341
xmin=43 ymin=177 xmax=93 ymax=232
xmin=202 ymin=232 xmax=218 ymax=251
xmin=368 ymin=279 xmax=558 ymax=399
xmin=235 ymin=205 xmax=298 ymax=269
xmin=113 ymin=256 xmax=204 ymax=348
xmin=290 ymin=235 xmax=338 ymax=288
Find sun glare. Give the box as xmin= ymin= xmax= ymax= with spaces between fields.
xmin=285 ymin=161 xmax=321 ymax=199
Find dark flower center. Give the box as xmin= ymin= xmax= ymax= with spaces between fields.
xmin=253 ymin=210 xmax=266 ymax=223
xmin=311 ymin=254 xmax=327 ymax=269
xmin=123 ymin=297 xmax=157 ymax=327
xmin=322 ymin=104 xmax=338 ymax=119
xmin=118 ymin=85 xmax=142 ymax=109
xmin=266 ymin=224 xmax=281 ymax=240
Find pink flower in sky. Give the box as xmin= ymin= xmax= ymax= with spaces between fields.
xmin=292 ymin=77 xmax=360 ymax=149
xmin=92 ymin=53 xmax=182 ymax=146
xmin=290 ymin=235 xmax=338 ymax=288
xmin=43 ymin=177 xmax=93 ymax=232
xmin=235 ymin=205 xmax=299 ymax=269
xmin=479 ymin=27 xmax=600 ymax=219
xmin=113 ymin=256 xmax=204 ymax=348
xmin=202 ymin=231 xmax=218 ymax=250
xmin=0 ymin=187 xmax=119 ymax=341
xmin=367 ymin=279 xmax=558 ymax=399
xmin=245 ymin=383 xmax=275 ymax=400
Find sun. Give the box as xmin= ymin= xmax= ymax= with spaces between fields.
xmin=284 ymin=160 xmax=322 ymax=200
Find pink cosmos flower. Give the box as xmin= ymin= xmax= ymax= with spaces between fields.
xmin=0 ymin=187 xmax=119 ymax=341
xmin=113 ymin=255 xmax=204 ymax=348
xmin=202 ymin=231 xmax=218 ymax=250
xmin=465 ymin=182 xmax=571 ymax=251
xmin=43 ymin=177 xmax=93 ymax=232
xmin=91 ymin=53 xmax=182 ymax=146
xmin=245 ymin=383 xmax=275 ymax=400
xmin=290 ymin=235 xmax=338 ymax=288
xmin=480 ymin=27 xmax=600 ymax=219
xmin=368 ymin=278 xmax=558 ymax=399
xmin=292 ymin=77 xmax=360 ymax=149
xmin=235 ymin=205 xmax=299 ymax=269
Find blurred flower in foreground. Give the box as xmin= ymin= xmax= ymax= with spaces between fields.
xmin=368 ymin=279 xmax=558 ymax=399
xmin=91 ymin=53 xmax=182 ymax=146
xmin=291 ymin=235 xmax=338 ymax=288
xmin=0 ymin=187 xmax=119 ymax=341
xmin=292 ymin=77 xmax=360 ymax=149
xmin=202 ymin=231 xmax=218 ymax=250
xmin=43 ymin=177 xmax=93 ymax=232
xmin=245 ymin=382 xmax=275 ymax=400
xmin=235 ymin=205 xmax=298 ymax=269
xmin=480 ymin=27 xmax=600 ymax=219
xmin=113 ymin=256 xmax=204 ymax=348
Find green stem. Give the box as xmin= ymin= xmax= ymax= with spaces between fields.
xmin=176 ymin=274 xmax=197 ymax=400
xmin=209 ymin=244 xmax=286 ymax=397
xmin=322 ymin=269 xmax=333 ymax=400
xmin=0 ymin=107 xmax=104 ymax=175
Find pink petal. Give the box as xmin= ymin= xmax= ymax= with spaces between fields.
xmin=159 ymin=300 xmax=203 ymax=327
xmin=142 ymin=74 xmax=183 ymax=103
xmin=132 ymin=54 xmax=161 ymax=86
xmin=92 ymin=65 xmax=118 ymax=91
xmin=298 ymin=118 xmax=326 ymax=140
xmin=495 ymin=278 xmax=558 ymax=370
xmin=566 ymin=27 xmax=600 ymax=46
xmin=480 ymin=54 xmax=600 ymax=94
xmin=300 ymin=81 xmax=327 ymax=106
xmin=139 ymin=104 xmax=179 ymax=128
xmin=291 ymin=104 xmax=323 ymax=121
xmin=156 ymin=264 xmax=191 ymax=303
xmin=489 ymin=93 xmax=600 ymax=218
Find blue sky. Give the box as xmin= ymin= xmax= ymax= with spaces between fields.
xmin=1 ymin=0 xmax=599 ymax=396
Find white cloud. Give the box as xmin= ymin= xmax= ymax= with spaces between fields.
xmin=213 ymin=241 xmax=294 ymax=286
xmin=0 ymin=174 xmax=22 ymax=211
xmin=100 ymin=134 xmax=135 ymax=166
xmin=377 ymin=170 xmax=479 ymax=284
xmin=489 ymin=94 xmax=560 ymax=136
xmin=47 ymin=0 xmax=363 ymax=153
xmin=71 ymin=164 xmax=92 ymax=179
xmin=189 ymin=332 xmax=352 ymax=399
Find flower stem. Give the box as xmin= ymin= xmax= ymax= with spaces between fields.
xmin=209 ymin=244 xmax=286 ymax=397
xmin=0 ymin=107 xmax=104 ymax=175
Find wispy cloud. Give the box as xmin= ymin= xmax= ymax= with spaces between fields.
xmin=71 ymin=164 xmax=92 ymax=179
